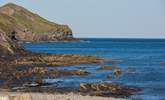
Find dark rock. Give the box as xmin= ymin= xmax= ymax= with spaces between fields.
xmin=97 ymin=66 xmax=116 ymax=70
xmin=47 ymin=69 xmax=90 ymax=78
xmin=106 ymin=75 xmax=113 ymax=78
xmin=15 ymin=54 xmax=104 ymax=67
xmin=113 ymin=68 xmax=122 ymax=76
xmin=80 ymin=82 xmax=141 ymax=97
xmin=160 ymin=62 xmax=165 ymax=64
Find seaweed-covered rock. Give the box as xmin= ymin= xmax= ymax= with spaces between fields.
xmin=15 ymin=55 xmax=104 ymax=67
xmin=160 ymin=62 xmax=165 ymax=64
xmin=97 ymin=66 xmax=123 ymax=76
xmin=47 ymin=69 xmax=90 ymax=78
xmin=113 ymin=68 xmax=122 ymax=76
xmin=80 ymin=82 xmax=141 ymax=97
xmin=106 ymin=75 xmax=113 ymax=78
xmin=97 ymin=66 xmax=116 ymax=70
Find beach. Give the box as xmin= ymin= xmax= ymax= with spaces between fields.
xmin=0 ymin=92 xmax=125 ymax=100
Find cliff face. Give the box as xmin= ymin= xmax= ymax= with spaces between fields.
xmin=0 ymin=29 xmax=17 ymax=59
xmin=0 ymin=30 xmax=14 ymax=54
xmin=0 ymin=3 xmax=74 ymax=42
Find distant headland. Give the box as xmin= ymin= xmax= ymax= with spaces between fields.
xmin=0 ymin=3 xmax=75 ymax=42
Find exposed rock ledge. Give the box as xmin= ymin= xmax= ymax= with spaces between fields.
xmin=0 ymin=18 xmax=104 ymax=89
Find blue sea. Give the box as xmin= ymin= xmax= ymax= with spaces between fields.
xmin=22 ymin=38 xmax=165 ymax=100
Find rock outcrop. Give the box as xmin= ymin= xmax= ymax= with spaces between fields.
xmin=80 ymin=83 xmax=141 ymax=97
xmin=0 ymin=29 xmax=20 ymax=58
xmin=0 ymin=3 xmax=75 ymax=42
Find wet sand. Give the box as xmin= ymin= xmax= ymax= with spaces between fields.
xmin=0 ymin=92 xmax=125 ymax=100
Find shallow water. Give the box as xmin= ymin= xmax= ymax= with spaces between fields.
xmin=22 ymin=38 xmax=165 ymax=100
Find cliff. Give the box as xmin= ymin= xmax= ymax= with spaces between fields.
xmin=0 ymin=3 xmax=74 ymax=42
xmin=0 ymin=3 xmax=75 ymax=58
xmin=0 ymin=29 xmax=27 ymax=59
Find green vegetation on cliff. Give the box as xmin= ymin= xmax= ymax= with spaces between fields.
xmin=0 ymin=3 xmax=75 ymax=56
xmin=0 ymin=3 xmax=73 ymax=41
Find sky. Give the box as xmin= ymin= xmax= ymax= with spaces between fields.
xmin=0 ymin=0 xmax=165 ymax=38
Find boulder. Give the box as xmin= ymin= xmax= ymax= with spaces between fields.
xmin=97 ymin=66 xmax=115 ymax=70
xmin=113 ymin=68 xmax=122 ymax=76
xmin=80 ymin=82 xmax=141 ymax=97
xmin=160 ymin=62 xmax=165 ymax=64
xmin=106 ymin=75 xmax=113 ymax=78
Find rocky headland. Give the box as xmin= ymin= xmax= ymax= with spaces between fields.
xmin=0 ymin=3 xmax=75 ymax=42
xmin=0 ymin=3 xmax=141 ymax=100
xmin=0 ymin=2 xmax=104 ymax=91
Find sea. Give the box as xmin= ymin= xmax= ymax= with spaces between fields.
xmin=22 ymin=38 xmax=165 ymax=100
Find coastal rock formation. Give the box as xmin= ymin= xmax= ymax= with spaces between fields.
xmin=97 ymin=66 xmax=123 ymax=76
xmin=0 ymin=27 xmax=104 ymax=90
xmin=15 ymin=54 xmax=104 ymax=66
xmin=0 ymin=4 xmax=138 ymax=98
xmin=0 ymin=30 xmax=14 ymax=55
xmin=160 ymin=62 xmax=165 ymax=64
xmin=0 ymin=29 xmax=26 ymax=59
xmin=80 ymin=83 xmax=141 ymax=97
xmin=0 ymin=3 xmax=75 ymax=42
xmin=47 ymin=69 xmax=90 ymax=78
xmin=106 ymin=75 xmax=113 ymax=78
xmin=113 ymin=68 xmax=122 ymax=76
xmin=97 ymin=66 xmax=116 ymax=70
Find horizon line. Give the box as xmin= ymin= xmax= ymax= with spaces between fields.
xmin=75 ymin=37 xmax=165 ymax=39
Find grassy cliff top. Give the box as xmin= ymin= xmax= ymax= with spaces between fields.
xmin=0 ymin=3 xmax=72 ymax=35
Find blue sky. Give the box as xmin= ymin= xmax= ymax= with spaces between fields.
xmin=0 ymin=0 xmax=165 ymax=38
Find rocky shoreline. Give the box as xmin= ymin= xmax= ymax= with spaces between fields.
xmin=0 ymin=3 xmax=142 ymax=100
xmin=0 ymin=53 xmax=104 ymax=88
xmin=0 ymin=48 xmax=141 ymax=99
xmin=0 ymin=34 xmax=141 ymax=99
xmin=0 ymin=51 xmax=142 ymax=98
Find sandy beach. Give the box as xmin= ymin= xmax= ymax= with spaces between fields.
xmin=0 ymin=92 xmax=125 ymax=100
